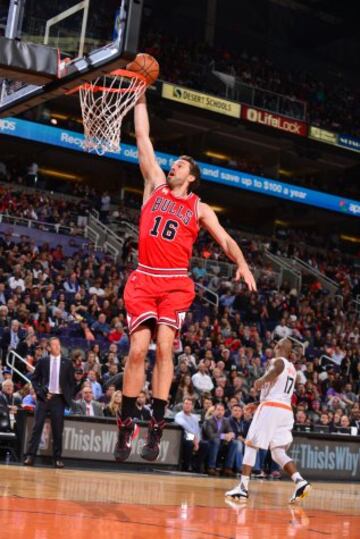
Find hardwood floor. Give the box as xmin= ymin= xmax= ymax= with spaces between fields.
xmin=0 ymin=465 xmax=359 ymax=538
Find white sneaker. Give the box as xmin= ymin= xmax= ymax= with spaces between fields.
xmin=289 ymin=480 xmax=312 ymax=504
xmin=225 ymin=482 xmax=249 ymax=502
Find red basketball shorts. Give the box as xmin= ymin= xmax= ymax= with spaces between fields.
xmin=124 ymin=270 xmax=195 ymax=334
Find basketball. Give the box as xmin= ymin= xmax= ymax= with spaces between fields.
xmin=126 ymin=53 xmax=160 ymax=85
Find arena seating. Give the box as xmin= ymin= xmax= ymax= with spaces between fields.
xmin=0 ymin=176 xmax=358 ymax=475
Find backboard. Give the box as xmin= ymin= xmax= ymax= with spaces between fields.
xmin=0 ymin=0 xmax=143 ymax=117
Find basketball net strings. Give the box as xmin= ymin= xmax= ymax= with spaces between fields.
xmin=80 ymin=73 xmax=146 ymax=155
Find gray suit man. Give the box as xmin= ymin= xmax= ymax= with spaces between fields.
xmin=72 ymin=386 xmax=104 ymax=417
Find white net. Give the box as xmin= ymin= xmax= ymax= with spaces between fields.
xmin=79 ymin=70 xmax=147 ymax=156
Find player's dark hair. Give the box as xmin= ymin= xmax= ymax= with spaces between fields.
xmin=179 ymin=155 xmax=201 ymax=192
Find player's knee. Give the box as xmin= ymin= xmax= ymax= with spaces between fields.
xmin=128 ymin=343 xmax=148 ymax=364
xmin=270 ymin=447 xmax=292 ymax=469
xmin=156 ymin=340 xmax=173 ymax=362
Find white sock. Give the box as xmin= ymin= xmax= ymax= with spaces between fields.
xmin=291 ymin=472 xmax=304 ymax=484
xmin=240 ymin=475 xmax=250 ymax=490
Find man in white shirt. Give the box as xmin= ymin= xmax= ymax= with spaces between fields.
xmin=175 ymin=398 xmax=207 ymax=472
xmin=192 ymin=362 xmax=214 ymax=394
xmin=89 ymin=280 xmax=105 ymax=297
xmin=273 ymin=318 xmax=292 ymax=340
xmin=8 ymin=265 xmax=25 ymax=292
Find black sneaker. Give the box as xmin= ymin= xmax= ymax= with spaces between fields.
xmin=114 ymin=417 xmax=139 ymax=462
xmin=289 ymin=480 xmax=312 ymax=504
xmin=141 ymin=418 xmax=165 ymax=462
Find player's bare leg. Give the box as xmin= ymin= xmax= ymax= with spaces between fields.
xmin=141 ymin=324 xmax=176 ymax=461
xmin=114 ymin=325 xmax=152 ymax=462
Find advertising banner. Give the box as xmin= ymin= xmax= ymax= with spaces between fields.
xmin=1 ymin=117 xmax=359 ymax=217
xmin=241 ymin=105 xmax=307 ymax=137
xmin=309 ymin=126 xmax=337 ymax=146
xmin=290 ymin=434 xmax=360 ymax=480
xmin=337 ymin=134 xmax=360 ymax=153
xmin=162 ymin=83 xmax=241 ymax=118
xmin=23 ymin=416 xmax=182 ymax=465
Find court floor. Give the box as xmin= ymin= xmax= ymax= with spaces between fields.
xmin=0 ymin=465 xmax=359 ymax=538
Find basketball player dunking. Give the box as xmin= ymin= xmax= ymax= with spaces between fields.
xmin=115 ymin=93 xmax=256 ymax=462
xmin=225 ymin=338 xmax=311 ymax=504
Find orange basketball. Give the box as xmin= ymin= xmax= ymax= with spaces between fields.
xmin=126 ymin=53 xmax=159 ymax=85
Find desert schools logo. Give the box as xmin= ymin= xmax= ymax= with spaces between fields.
xmin=162 ymin=83 xmax=241 ymax=118
xmin=0 ymin=119 xmax=16 ymax=131
xmin=290 ymin=443 xmax=360 ymax=477
xmin=244 ymin=107 xmax=306 ymax=136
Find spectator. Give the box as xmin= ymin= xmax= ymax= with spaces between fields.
xmin=273 ymin=318 xmax=292 ymax=339
xmin=202 ymin=402 xmax=235 ymax=476
xmin=227 ymin=403 xmax=245 ymax=474
xmin=8 ymin=265 xmax=25 ymax=292
xmin=22 ymin=384 xmax=37 ymax=409
xmin=91 ymin=313 xmax=110 ymax=337
xmin=87 ymin=370 xmax=103 ymax=401
xmin=192 ymin=362 xmax=214 ymax=394
xmin=103 ymin=390 xmax=122 ymax=417
xmin=98 ymin=384 xmax=116 ymax=406
xmin=133 ymin=390 xmax=152 ymax=421
xmin=1 ymin=319 xmax=25 ymax=362
xmin=175 ymin=374 xmax=198 ymax=406
xmin=0 ymin=378 xmax=22 ymax=416
xmin=100 ymin=191 xmax=111 ymax=222
xmin=174 ymin=398 xmax=207 ymax=472
xmin=72 ymin=387 xmax=104 ymax=417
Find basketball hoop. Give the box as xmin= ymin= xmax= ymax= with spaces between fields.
xmin=77 ymin=69 xmax=147 ymax=156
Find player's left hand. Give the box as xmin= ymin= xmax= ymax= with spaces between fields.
xmin=235 ymin=265 xmax=257 ymax=291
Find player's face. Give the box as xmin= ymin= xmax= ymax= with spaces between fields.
xmin=167 ymin=159 xmax=192 ymax=188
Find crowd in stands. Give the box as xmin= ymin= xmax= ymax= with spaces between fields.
xmin=142 ymin=32 xmax=360 ymax=137
xmin=0 ymin=184 xmax=91 ymax=235
xmin=0 ymin=179 xmax=358 ymax=475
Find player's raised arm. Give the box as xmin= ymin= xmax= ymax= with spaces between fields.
xmin=134 ymin=94 xmax=166 ymax=203
xmin=199 ymin=202 xmax=257 ymax=291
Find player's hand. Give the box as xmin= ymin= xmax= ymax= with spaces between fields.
xmin=235 ymin=265 xmax=257 ymax=291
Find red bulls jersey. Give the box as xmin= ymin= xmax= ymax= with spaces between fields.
xmin=138 ymin=184 xmax=200 ymax=273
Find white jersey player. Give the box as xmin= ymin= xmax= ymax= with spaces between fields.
xmin=225 ymin=338 xmax=311 ymax=504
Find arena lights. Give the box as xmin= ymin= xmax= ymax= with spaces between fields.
xmin=38 ymin=167 xmax=82 ymax=181
xmin=205 ymin=151 xmax=230 ymax=161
